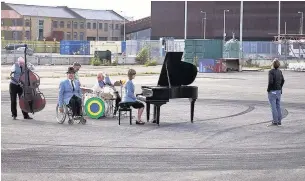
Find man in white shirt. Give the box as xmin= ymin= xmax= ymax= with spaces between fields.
xmin=9 ymin=57 xmax=32 ymax=120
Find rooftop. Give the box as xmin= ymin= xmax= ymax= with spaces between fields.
xmin=2 ymin=2 xmax=125 ymax=21
xmin=7 ymin=3 xmax=77 ymax=18
xmin=71 ymin=8 xmax=124 ymax=21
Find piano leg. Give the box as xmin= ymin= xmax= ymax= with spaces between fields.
xmin=189 ymin=98 xmax=196 ymax=123
xmin=152 ymin=105 xmax=157 ymax=123
xmin=146 ymin=103 xmax=150 ymax=122
xmin=156 ymin=105 xmax=161 ymax=126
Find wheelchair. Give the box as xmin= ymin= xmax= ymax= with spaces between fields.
xmin=56 ymin=103 xmax=86 ymax=125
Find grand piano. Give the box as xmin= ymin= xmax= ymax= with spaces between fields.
xmin=136 ymin=52 xmax=198 ymax=126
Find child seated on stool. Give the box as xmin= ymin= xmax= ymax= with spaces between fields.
xmin=121 ymin=69 xmax=145 ymax=125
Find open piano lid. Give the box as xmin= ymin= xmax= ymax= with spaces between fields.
xmin=157 ymin=52 xmax=198 ymax=87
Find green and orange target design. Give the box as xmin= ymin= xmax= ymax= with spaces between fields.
xmin=84 ymin=97 xmax=105 ymax=119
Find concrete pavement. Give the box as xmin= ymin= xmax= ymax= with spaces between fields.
xmin=1 ymin=69 xmax=305 ymax=181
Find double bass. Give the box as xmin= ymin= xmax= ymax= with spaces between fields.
xmin=19 ymin=44 xmax=46 ymax=113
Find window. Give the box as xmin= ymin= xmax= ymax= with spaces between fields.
xmin=12 ymin=19 xmax=17 ymax=26
xmin=87 ymin=22 xmax=91 ymax=29
xmin=99 ymin=23 xmax=103 ymax=29
xmin=80 ymin=32 xmax=84 ymax=40
xmin=110 ymin=24 xmax=113 ymax=30
xmin=66 ymin=32 xmax=71 ymax=40
xmin=73 ymin=22 xmax=78 ymax=29
xmin=60 ymin=21 xmax=64 ymax=28
xmin=93 ymin=23 xmax=96 ymax=29
xmin=80 ymin=22 xmax=84 ymax=29
xmin=38 ymin=29 xmax=43 ymax=40
xmin=39 ymin=20 xmax=44 ymax=26
xmin=99 ymin=37 xmax=107 ymax=41
xmin=115 ymin=24 xmax=119 ymax=30
xmin=104 ymin=23 xmax=108 ymax=31
xmin=25 ymin=31 xmax=30 ymax=40
xmin=67 ymin=21 xmax=71 ymax=28
xmin=12 ymin=31 xmax=18 ymax=40
xmin=112 ymin=37 xmax=119 ymax=41
xmin=53 ymin=21 xmax=58 ymax=28
xmin=25 ymin=19 xmax=30 ymax=27
xmin=73 ymin=32 xmax=78 ymax=40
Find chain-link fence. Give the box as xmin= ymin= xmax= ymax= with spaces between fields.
xmin=2 ymin=39 xmax=304 ymax=66
xmin=126 ymin=40 xmax=161 ymax=57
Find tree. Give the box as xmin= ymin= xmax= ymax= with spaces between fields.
xmin=135 ymin=46 xmax=149 ymax=64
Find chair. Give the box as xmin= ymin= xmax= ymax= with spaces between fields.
xmin=56 ymin=103 xmax=86 ymax=125
xmin=118 ymin=102 xmax=132 ymax=125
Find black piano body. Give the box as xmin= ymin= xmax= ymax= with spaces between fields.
xmin=137 ymin=52 xmax=198 ymax=125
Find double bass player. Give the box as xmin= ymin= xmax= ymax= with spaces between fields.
xmin=9 ymin=57 xmax=32 ymax=120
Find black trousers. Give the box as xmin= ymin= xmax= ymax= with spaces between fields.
xmin=114 ymin=92 xmax=121 ymax=112
xmin=69 ymin=95 xmax=82 ymax=117
xmin=9 ymin=83 xmax=29 ymax=118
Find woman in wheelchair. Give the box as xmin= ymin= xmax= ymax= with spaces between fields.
xmin=58 ymin=67 xmax=83 ymax=118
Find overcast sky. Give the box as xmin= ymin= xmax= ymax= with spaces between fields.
xmin=4 ymin=0 xmax=152 ymax=20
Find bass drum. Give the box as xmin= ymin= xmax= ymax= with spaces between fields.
xmin=83 ymin=93 xmax=108 ymax=119
xmin=99 ymin=86 xmax=116 ymax=100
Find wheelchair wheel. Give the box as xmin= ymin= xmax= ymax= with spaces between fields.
xmin=56 ymin=104 xmax=66 ymax=124
xmin=68 ymin=118 xmax=74 ymax=125
xmin=80 ymin=117 xmax=87 ymax=125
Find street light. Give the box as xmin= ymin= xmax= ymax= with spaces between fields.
xmin=298 ymin=11 xmax=304 ymax=35
xmin=120 ymin=11 xmax=127 ymax=41
xmin=223 ymin=9 xmax=229 ymax=42
xmin=200 ymin=11 xmax=207 ymax=39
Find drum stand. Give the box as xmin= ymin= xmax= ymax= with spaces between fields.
xmin=104 ymin=99 xmax=115 ymax=117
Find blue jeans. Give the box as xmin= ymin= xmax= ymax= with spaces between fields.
xmin=268 ymin=90 xmax=282 ymax=123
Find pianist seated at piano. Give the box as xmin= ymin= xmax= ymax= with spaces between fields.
xmin=121 ymin=69 xmax=145 ymax=125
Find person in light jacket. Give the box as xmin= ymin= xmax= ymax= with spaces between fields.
xmin=122 ymin=69 xmax=145 ymax=125
xmin=267 ymin=59 xmax=285 ymax=126
xmin=58 ymin=67 xmax=82 ymax=117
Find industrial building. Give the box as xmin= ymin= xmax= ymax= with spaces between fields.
xmin=126 ymin=1 xmax=305 ymax=41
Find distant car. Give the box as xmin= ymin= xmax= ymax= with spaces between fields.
xmin=4 ymin=44 xmax=25 ymax=51
xmin=16 ymin=47 xmax=34 ymax=56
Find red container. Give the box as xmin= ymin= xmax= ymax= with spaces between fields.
xmin=214 ymin=60 xmax=227 ymax=73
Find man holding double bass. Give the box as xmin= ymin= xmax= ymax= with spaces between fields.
xmin=9 ymin=57 xmax=32 ymax=120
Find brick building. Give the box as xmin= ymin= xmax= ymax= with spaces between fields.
xmin=1 ymin=2 xmax=126 ymax=41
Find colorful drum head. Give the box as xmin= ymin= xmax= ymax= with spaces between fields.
xmin=84 ymin=97 xmax=105 ymax=119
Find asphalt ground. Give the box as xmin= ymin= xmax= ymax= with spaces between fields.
xmin=1 ymin=70 xmax=305 ymax=181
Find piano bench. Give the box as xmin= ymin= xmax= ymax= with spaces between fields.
xmin=118 ymin=102 xmax=132 ymax=125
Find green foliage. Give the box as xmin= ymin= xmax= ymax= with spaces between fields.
xmin=111 ymin=55 xmax=119 ymax=66
xmin=111 ymin=59 xmax=118 ymax=66
xmin=135 ymin=47 xmax=149 ymax=64
xmin=145 ymin=60 xmax=157 ymax=66
xmin=90 ymin=57 xmax=118 ymax=66
xmin=90 ymin=57 xmax=102 ymax=66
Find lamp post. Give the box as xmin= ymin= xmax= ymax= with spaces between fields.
xmin=184 ymin=1 xmax=187 ymax=40
xmin=298 ymin=11 xmax=304 ymax=35
xmin=120 ymin=11 xmax=126 ymax=41
xmin=223 ymin=9 xmax=229 ymax=42
xmin=239 ymin=1 xmax=243 ymax=69
xmin=200 ymin=11 xmax=206 ymax=39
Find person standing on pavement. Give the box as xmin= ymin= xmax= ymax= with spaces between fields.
xmin=72 ymin=62 xmax=81 ymax=82
xmin=267 ymin=59 xmax=285 ymax=126
xmin=9 ymin=57 xmax=32 ymax=120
